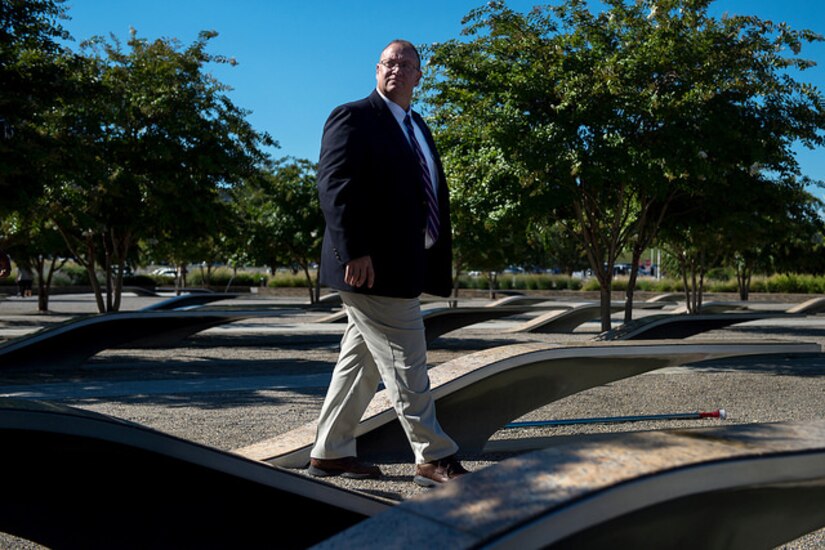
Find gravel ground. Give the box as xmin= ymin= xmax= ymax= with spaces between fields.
xmin=1 ymin=291 xmax=825 ymax=548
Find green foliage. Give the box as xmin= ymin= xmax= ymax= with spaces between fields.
xmin=457 ymin=273 xmax=583 ymax=290
xmin=424 ymin=0 xmax=825 ymax=327
xmin=56 ymin=262 xmax=88 ymax=285
xmin=187 ymin=267 xmax=262 ymax=287
xmin=266 ymin=271 xmax=314 ymax=288
xmin=761 ymin=273 xmax=825 ymax=294
xmin=0 ymin=0 xmax=72 ymax=213
xmin=32 ymin=28 xmax=274 ymax=311
xmin=230 ymin=159 xmax=322 ymax=298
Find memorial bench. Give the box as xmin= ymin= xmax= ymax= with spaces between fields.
xmin=140 ymin=292 xmax=241 ymax=311
xmin=598 ymin=311 xmax=801 ymax=340
xmin=316 ymin=303 xmax=566 ymax=342
xmin=0 ymin=309 xmax=293 ymax=369
xmin=233 ymin=340 xmax=819 ymax=468
xmin=318 ymin=418 xmax=825 ymax=549
xmin=0 ymin=398 xmax=387 ymax=549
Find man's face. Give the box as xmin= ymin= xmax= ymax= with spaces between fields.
xmin=375 ymin=43 xmax=422 ymax=108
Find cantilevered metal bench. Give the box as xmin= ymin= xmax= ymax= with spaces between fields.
xmin=316 ymin=304 xmax=565 ymax=342
xmin=423 ymin=305 xmax=567 ymax=344
xmin=140 ymin=292 xmax=241 ymax=311
xmin=318 ymin=419 xmax=825 ymax=549
xmin=597 ymin=311 xmax=800 ymax=340
xmin=785 ymin=296 xmax=825 ymax=314
xmin=0 ymin=398 xmax=387 ymax=549
xmin=593 ymin=297 xmax=825 ymax=340
xmin=233 ymin=340 xmax=819 ymax=467
xmin=485 ymin=295 xmax=562 ymax=307
xmin=507 ymin=302 xmax=624 ymax=333
xmin=0 ymin=309 xmax=294 ymax=369
xmin=666 ymin=300 xmax=751 ymax=314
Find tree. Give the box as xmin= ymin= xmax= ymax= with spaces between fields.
xmin=43 ymin=29 xmax=274 ymax=311
xmin=0 ymin=0 xmax=71 ymax=213
xmin=438 ymin=140 xmax=533 ymax=297
xmin=423 ymin=0 xmax=825 ymax=330
xmin=232 ymin=159 xmax=323 ymax=302
xmin=0 ymin=205 xmax=71 ymax=311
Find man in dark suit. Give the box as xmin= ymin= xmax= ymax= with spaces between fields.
xmin=309 ymin=39 xmax=468 ymax=487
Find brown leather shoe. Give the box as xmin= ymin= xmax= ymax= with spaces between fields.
xmin=308 ymin=457 xmax=382 ymax=479
xmin=413 ymin=455 xmax=469 ymax=487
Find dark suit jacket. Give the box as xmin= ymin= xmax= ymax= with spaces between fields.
xmin=317 ymin=90 xmax=453 ymax=298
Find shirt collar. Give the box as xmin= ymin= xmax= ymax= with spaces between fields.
xmin=376 ymin=88 xmax=411 ymax=125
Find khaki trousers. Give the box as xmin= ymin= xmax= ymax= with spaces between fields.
xmin=310 ymin=291 xmax=458 ymax=464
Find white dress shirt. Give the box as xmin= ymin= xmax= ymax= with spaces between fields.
xmin=376 ymin=89 xmax=439 ymax=248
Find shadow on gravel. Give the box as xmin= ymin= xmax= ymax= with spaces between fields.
xmin=687 ymin=352 xmax=825 ymax=377
xmin=183 ymin=332 xmax=343 ymax=349
xmin=62 ymin=388 xmax=330 ymax=410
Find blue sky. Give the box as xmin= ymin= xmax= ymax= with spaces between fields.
xmin=59 ymin=0 xmax=825 ymax=186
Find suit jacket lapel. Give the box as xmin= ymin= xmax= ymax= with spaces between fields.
xmin=368 ymin=90 xmax=414 ymax=156
xmin=368 ymin=90 xmax=444 ymax=187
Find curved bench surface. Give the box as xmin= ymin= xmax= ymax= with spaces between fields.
xmin=319 ymin=419 xmax=825 ymax=549
xmin=234 ymin=340 xmax=820 ymax=468
xmin=0 ymin=310 xmax=288 ymax=369
xmin=786 ymin=296 xmax=825 ymax=314
xmin=644 ymin=292 xmax=683 ymax=303
xmin=318 ymin=292 xmax=342 ymax=305
xmin=509 ymin=303 xmax=624 ymax=333
xmin=598 ymin=311 xmax=797 ymax=341
xmin=485 ymin=295 xmax=567 ymax=308
xmin=424 ymin=305 xmax=560 ymax=343
xmin=140 ymin=292 xmax=241 ymax=311
xmin=0 ymin=398 xmax=388 ymax=549
xmin=317 ymin=304 xmax=562 ymax=338
xmin=666 ymin=301 xmax=752 ymax=315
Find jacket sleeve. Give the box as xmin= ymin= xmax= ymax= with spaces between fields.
xmin=316 ymin=105 xmax=370 ymax=266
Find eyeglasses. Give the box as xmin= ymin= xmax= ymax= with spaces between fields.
xmin=379 ymin=59 xmax=420 ymax=73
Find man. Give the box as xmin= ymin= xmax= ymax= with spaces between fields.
xmin=310 ymin=39 xmax=468 ymax=487
xmin=0 ymin=249 xmax=10 ymax=278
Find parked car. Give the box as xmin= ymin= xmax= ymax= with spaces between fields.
xmin=151 ymin=267 xmax=177 ymax=277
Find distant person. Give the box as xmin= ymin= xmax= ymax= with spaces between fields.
xmin=309 ymin=39 xmax=468 ymax=487
xmin=16 ymin=264 xmax=33 ymax=297
xmin=0 ymin=249 xmax=10 ymax=278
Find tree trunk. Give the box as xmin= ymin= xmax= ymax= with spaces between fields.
xmin=301 ymin=263 xmax=315 ymax=304
xmin=82 ymin=235 xmax=106 ymax=313
xmin=487 ymin=272 xmax=497 ymax=300
xmin=314 ymin=256 xmax=322 ymax=303
xmin=737 ymin=265 xmax=751 ymax=301
xmin=599 ymin=283 xmax=613 ymax=333
xmin=624 ymin=249 xmax=644 ymax=323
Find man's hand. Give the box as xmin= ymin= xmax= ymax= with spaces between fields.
xmin=344 ymin=255 xmax=374 ymax=288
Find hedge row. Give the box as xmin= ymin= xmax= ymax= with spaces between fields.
xmin=463 ymin=273 xmax=825 ymax=294
xmin=5 ymin=267 xmax=825 ymax=294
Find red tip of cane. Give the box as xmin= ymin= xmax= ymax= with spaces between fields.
xmin=699 ymin=409 xmax=727 ymax=419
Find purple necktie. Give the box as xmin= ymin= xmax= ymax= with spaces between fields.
xmin=403 ymin=114 xmax=440 ymax=244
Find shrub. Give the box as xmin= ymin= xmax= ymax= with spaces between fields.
xmin=59 ymin=263 xmax=90 ymax=285
xmin=189 ymin=267 xmax=267 ymax=287
xmin=267 ymin=271 xmax=312 ymax=288
xmin=582 ymin=277 xmax=601 ymax=291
